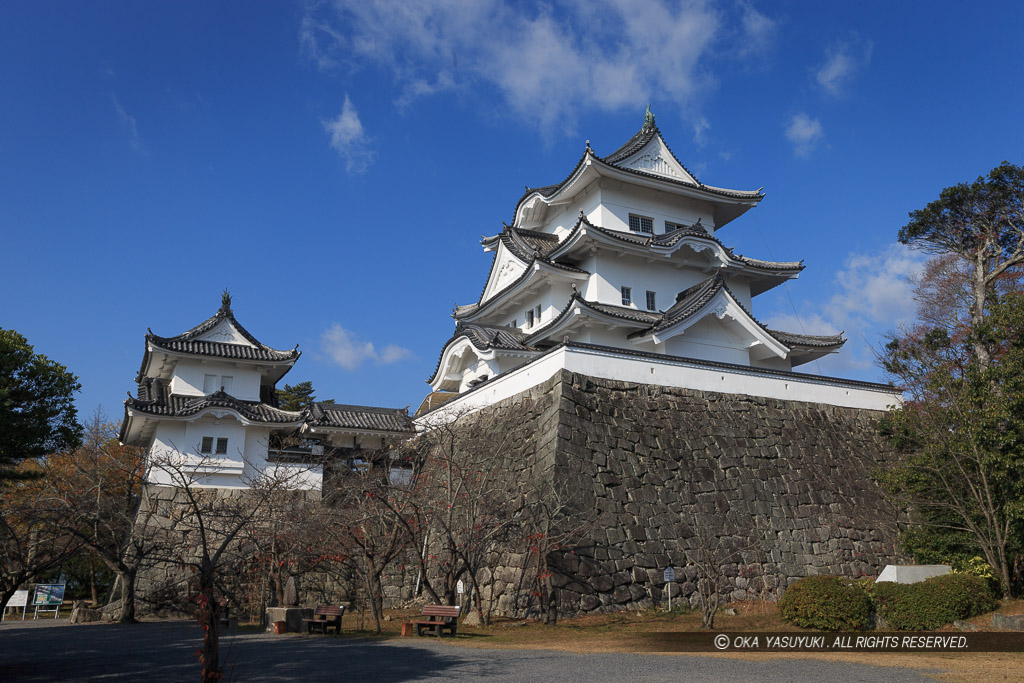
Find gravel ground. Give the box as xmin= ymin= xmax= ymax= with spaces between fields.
xmin=0 ymin=619 xmax=936 ymax=682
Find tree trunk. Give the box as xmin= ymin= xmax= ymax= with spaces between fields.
xmin=972 ymin=254 xmax=993 ymax=369
xmin=90 ymin=565 xmax=98 ymax=606
xmin=363 ymin=570 xmax=384 ymax=634
xmin=198 ymin=570 xmax=221 ymax=683
xmin=118 ymin=568 xmax=138 ymax=624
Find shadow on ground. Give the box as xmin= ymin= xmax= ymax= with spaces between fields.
xmin=0 ymin=621 xmax=473 ymax=682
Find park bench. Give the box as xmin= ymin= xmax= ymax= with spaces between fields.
xmin=410 ymin=605 xmax=461 ymax=637
xmin=303 ymin=605 xmax=345 ymax=634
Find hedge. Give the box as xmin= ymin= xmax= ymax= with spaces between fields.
xmin=869 ymin=574 xmax=997 ymax=631
xmin=778 ymin=575 xmax=873 ymax=631
xmin=779 ymin=573 xmax=998 ymax=631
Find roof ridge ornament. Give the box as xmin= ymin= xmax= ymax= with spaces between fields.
xmin=642 ymin=104 xmax=656 ymax=133
xmin=220 ymin=288 xmax=232 ymax=313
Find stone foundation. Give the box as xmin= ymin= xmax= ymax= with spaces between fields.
xmin=469 ymin=370 xmax=906 ymax=616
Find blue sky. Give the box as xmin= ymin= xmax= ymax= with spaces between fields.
xmin=2 ymin=1 xmax=1022 ymax=420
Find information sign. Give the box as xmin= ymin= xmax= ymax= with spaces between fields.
xmin=33 ymin=584 xmax=65 ymax=606
xmin=663 ymin=568 xmax=676 ymax=611
xmin=2 ymin=590 xmax=29 ymax=622
xmin=32 ymin=584 xmax=65 ymax=620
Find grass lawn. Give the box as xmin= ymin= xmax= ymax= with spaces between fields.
xmin=311 ymin=599 xmax=1024 ymax=682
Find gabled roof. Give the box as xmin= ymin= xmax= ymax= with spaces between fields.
xmin=523 ymin=293 xmax=661 ymax=346
xmin=145 ymin=297 xmax=300 ymax=365
xmin=426 ymin=322 xmax=539 ymax=385
xmin=306 ymin=402 xmax=415 ymax=433
xmin=454 ymin=256 xmax=589 ymax=322
xmin=625 ymin=273 xmax=845 ymax=354
xmin=513 ymin=118 xmax=763 ymax=228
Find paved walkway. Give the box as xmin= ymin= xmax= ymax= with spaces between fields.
xmin=0 ymin=619 xmax=935 ymax=682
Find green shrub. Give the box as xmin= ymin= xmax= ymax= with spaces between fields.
xmin=872 ymin=574 xmax=997 ymax=631
xmin=778 ymin=576 xmax=873 ymax=631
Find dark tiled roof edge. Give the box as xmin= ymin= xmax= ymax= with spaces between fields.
xmin=126 ymin=390 xmax=303 ymax=424
xmin=307 ymin=401 xmax=415 ymax=432
xmin=426 ymin=322 xmax=540 ymax=385
xmin=767 ymin=329 xmax=846 ymax=348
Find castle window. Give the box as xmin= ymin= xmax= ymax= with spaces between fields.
xmin=510 ymin=319 xmax=517 ymax=328
xmin=621 ymin=286 xmax=632 ymax=306
xmin=215 ymin=437 xmax=229 ymax=455
xmin=201 ymin=437 xmax=213 ymax=454
xmin=203 ymin=374 xmax=233 ymax=394
xmin=526 ymin=309 xmax=534 ymax=327
xmin=534 ymin=304 xmax=541 ymax=322
xmin=665 ymin=221 xmax=686 ymax=232
xmin=628 ymin=214 xmax=653 ymax=234
xmin=646 ymin=291 xmax=656 ymax=310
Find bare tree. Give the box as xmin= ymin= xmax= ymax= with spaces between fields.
xmin=0 ymin=463 xmax=81 ymax=611
xmin=147 ymin=449 xmax=310 ymax=683
xmin=678 ymin=511 xmax=754 ymax=629
xmin=413 ymin=400 xmax=537 ymax=620
xmin=317 ymin=452 xmax=413 ymax=634
xmin=42 ymin=414 xmax=162 ymax=623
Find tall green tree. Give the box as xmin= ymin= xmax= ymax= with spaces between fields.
xmin=276 ymin=381 xmax=318 ymax=412
xmin=880 ymin=293 xmax=1024 ymax=598
xmin=0 ymin=329 xmax=82 ymax=479
xmin=899 ymin=161 xmax=1024 ymax=368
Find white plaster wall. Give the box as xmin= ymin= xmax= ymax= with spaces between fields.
xmin=663 ymin=317 xmax=752 ymax=365
xmin=597 ymin=184 xmax=715 ymax=234
xmin=242 ymin=426 xmax=271 ymax=480
xmin=170 ymin=359 xmax=262 ymax=401
xmin=752 ymin=356 xmax=794 ymax=371
xmin=583 ymin=253 xmax=708 ymax=310
xmin=418 ymin=346 xmax=899 ymax=428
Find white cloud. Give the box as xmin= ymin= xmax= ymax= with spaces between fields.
xmin=692 ymin=116 xmax=710 ymax=148
xmin=737 ymin=0 xmax=778 ymax=57
xmin=322 ymin=94 xmax=374 ymax=173
xmin=784 ymin=112 xmax=823 ymax=157
xmin=301 ymin=0 xmax=774 ymax=137
xmin=766 ymin=243 xmax=926 ymax=372
xmin=111 ymin=94 xmax=144 ymax=154
xmin=815 ymin=34 xmax=873 ymax=97
xmin=319 ymin=324 xmax=413 ymax=370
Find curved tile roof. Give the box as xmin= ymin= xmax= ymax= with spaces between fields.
xmin=512 ymin=123 xmax=762 ymax=223
xmin=551 ymin=214 xmax=803 ymax=273
xmin=767 ymin=329 xmax=845 ymax=348
xmin=145 ymin=301 xmax=300 ymax=365
xmin=127 ymin=389 xmax=303 ymax=424
xmin=306 ymin=402 xmax=415 ymax=432
xmin=426 ymin=322 xmax=538 ymax=385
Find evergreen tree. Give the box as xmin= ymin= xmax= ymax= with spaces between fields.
xmin=276 ymin=381 xmax=320 ymax=412
xmin=0 ymin=329 xmax=82 ymax=479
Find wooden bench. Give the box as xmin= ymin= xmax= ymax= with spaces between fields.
xmin=410 ymin=605 xmax=461 ymax=637
xmin=302 ymin=605 xmax=345 ymax=634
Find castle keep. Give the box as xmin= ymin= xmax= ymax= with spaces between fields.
xmin=123 ymin=112 xmax=903 ymax=614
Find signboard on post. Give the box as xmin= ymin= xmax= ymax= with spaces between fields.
xmin=663 ymin=568 xmax=675 ymax=611
xmin=32 ymin=584 xmax=65 ymax=619
xmin=3 ymin=590 xmax=29 ymax=622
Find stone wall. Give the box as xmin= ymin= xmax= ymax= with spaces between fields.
xmin=476 ymin=370 xmax=905 ymax=616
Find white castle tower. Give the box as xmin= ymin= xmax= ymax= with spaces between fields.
xmin=424 ymin=111 xmax=895 ymax=415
